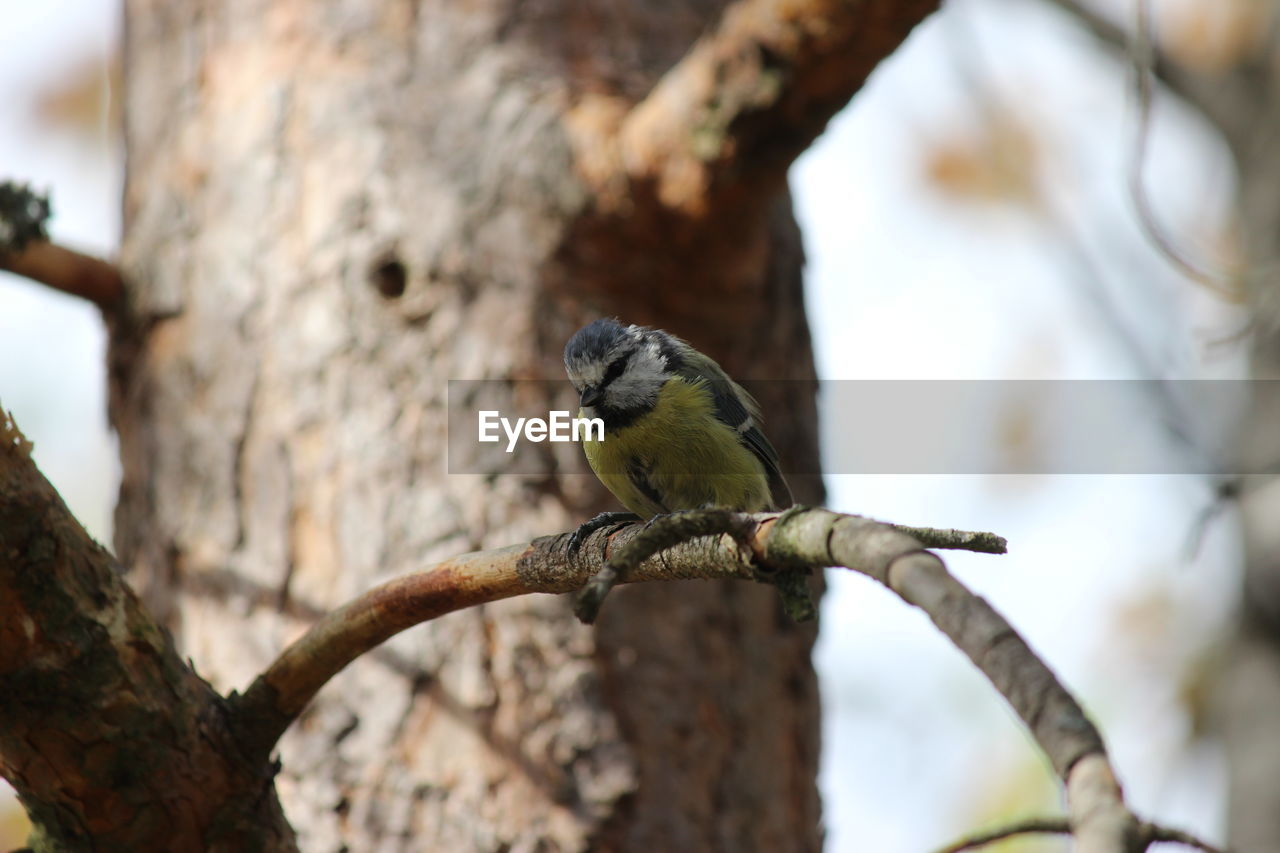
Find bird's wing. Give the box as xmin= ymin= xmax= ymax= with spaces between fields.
xmin=676 ymin=351 xmax=794 ymax=510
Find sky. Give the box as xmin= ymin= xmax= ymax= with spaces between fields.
xmin=0 ymin=1 xmax=1246 ymax=850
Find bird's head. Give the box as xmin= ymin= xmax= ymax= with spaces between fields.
xmin=564 ymin=319 xmax=684 ymax=418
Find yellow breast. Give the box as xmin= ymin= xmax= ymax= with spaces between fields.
xmin=581 ymin=378 xmax=771 ymax=517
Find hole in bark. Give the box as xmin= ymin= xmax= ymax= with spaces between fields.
xmin=369 ymin=253 xmax=407 ymax=298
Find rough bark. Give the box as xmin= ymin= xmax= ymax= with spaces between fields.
xmin=113 ymin=1 xmax=934 ymax=849
xmin=0 ymin=416 xmax=296 ymax=851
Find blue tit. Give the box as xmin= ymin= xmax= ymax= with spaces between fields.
xmin=563 ymin=319 xmax=792 ymax=541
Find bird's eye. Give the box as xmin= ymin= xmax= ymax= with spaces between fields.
xmin=601 ymin=358 xmax=627 ymax=387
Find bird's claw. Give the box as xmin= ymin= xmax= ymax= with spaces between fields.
xmin=567 ymin=511 xmax=641 ymax=555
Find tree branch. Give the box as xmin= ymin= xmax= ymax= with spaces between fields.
xmin=1035 ymin=0 xmax=1228 ymax=131
xmin=567 ymin=509 xmax=1008 ymax=624
xmin=569 ymin=0 xmax=939 ymax=215
xmin=229 ymin=503 xmax=1188 ymax=852
xmin=0 ymin=409 xmax=295 ymax=850
xmin=935 ymin=815 xmax=1225 ymax=853
xmin=0 ymin=240 xmax=124 ymax=307
xmin=573 ymin=508 xmax=760 ymax=623
xmin=881 ymin=520 xmax=1007 ymax=553
xmin=0 ymin=180 xmax=123 ymax=307
xmin=231 ymin=509 xmax=1005 ymax=759
xmin=763 ymin=511 xmax=1104 ymax=773
xmin=763 ymin=510 xmax=1227 ymax=853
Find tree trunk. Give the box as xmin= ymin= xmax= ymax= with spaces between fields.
xmin=1216 ymin=48 xmax=1280 ymax=853
xmin=112 ymin=1 xmax=932 ymax=848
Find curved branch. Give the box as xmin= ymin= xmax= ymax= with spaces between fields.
xmin=763 ymin=511 xmax=1105 ymax=778
xmin=230 ymin=505 xmax=1169 ymax=851
xmin=231 ymin=509 xmax=1004 ymax=758
xmin=229 ymin=518 xmax=771 ymax=758
xmin=761 ymin=510 xmax=1217 ymax=853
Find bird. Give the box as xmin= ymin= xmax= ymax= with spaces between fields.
xmin=563 ymin=318 xmax=791 ymax=549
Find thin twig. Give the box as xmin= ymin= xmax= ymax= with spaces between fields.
xmin=935 ymin=816 xmax=1225 ymax=853
xmin=1034 ymin=0 xmax=1212 ymax=124
xmin=1139 ymin=821 xmax=1229 ymax=853
xmin=881 ymin=521 xmax=1007 ymax=554
xmin=934 ymin=816 xmax=1069 ymax=853
xmin=1126 ymin=0 xmax=1234 ymax=293
xmin=1041 ymin=0 xmax=1259 ymax=294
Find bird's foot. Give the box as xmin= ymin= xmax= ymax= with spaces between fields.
xmin=566 ymin=511 xmax=642 ymax=555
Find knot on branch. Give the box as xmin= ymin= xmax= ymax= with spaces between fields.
xmin=0 ymin=181 xmax=51 ymax=254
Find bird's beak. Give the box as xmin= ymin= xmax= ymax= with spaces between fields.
xmin=580 ymin=386 xmax=602 ymax=407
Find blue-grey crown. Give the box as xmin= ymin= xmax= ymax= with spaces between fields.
xmin=564 ymin=318 xmax=629 ymax=367
xmin=564 ymin=318 xmax=685 ymax=373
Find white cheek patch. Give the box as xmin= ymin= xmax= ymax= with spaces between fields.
xmin=569 ymin=330 xmax=669 ymax=409
xmin=607 ymin=341 xmax=667 ymax=409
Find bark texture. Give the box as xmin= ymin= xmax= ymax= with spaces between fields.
xmin=0 ymin=419 xmax=296 ymax=851
xmin=113 ymin=1 xmax=933 ymax=849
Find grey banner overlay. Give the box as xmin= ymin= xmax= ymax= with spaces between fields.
xmin=447 ymin=380 xmax=1273 ymax=475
